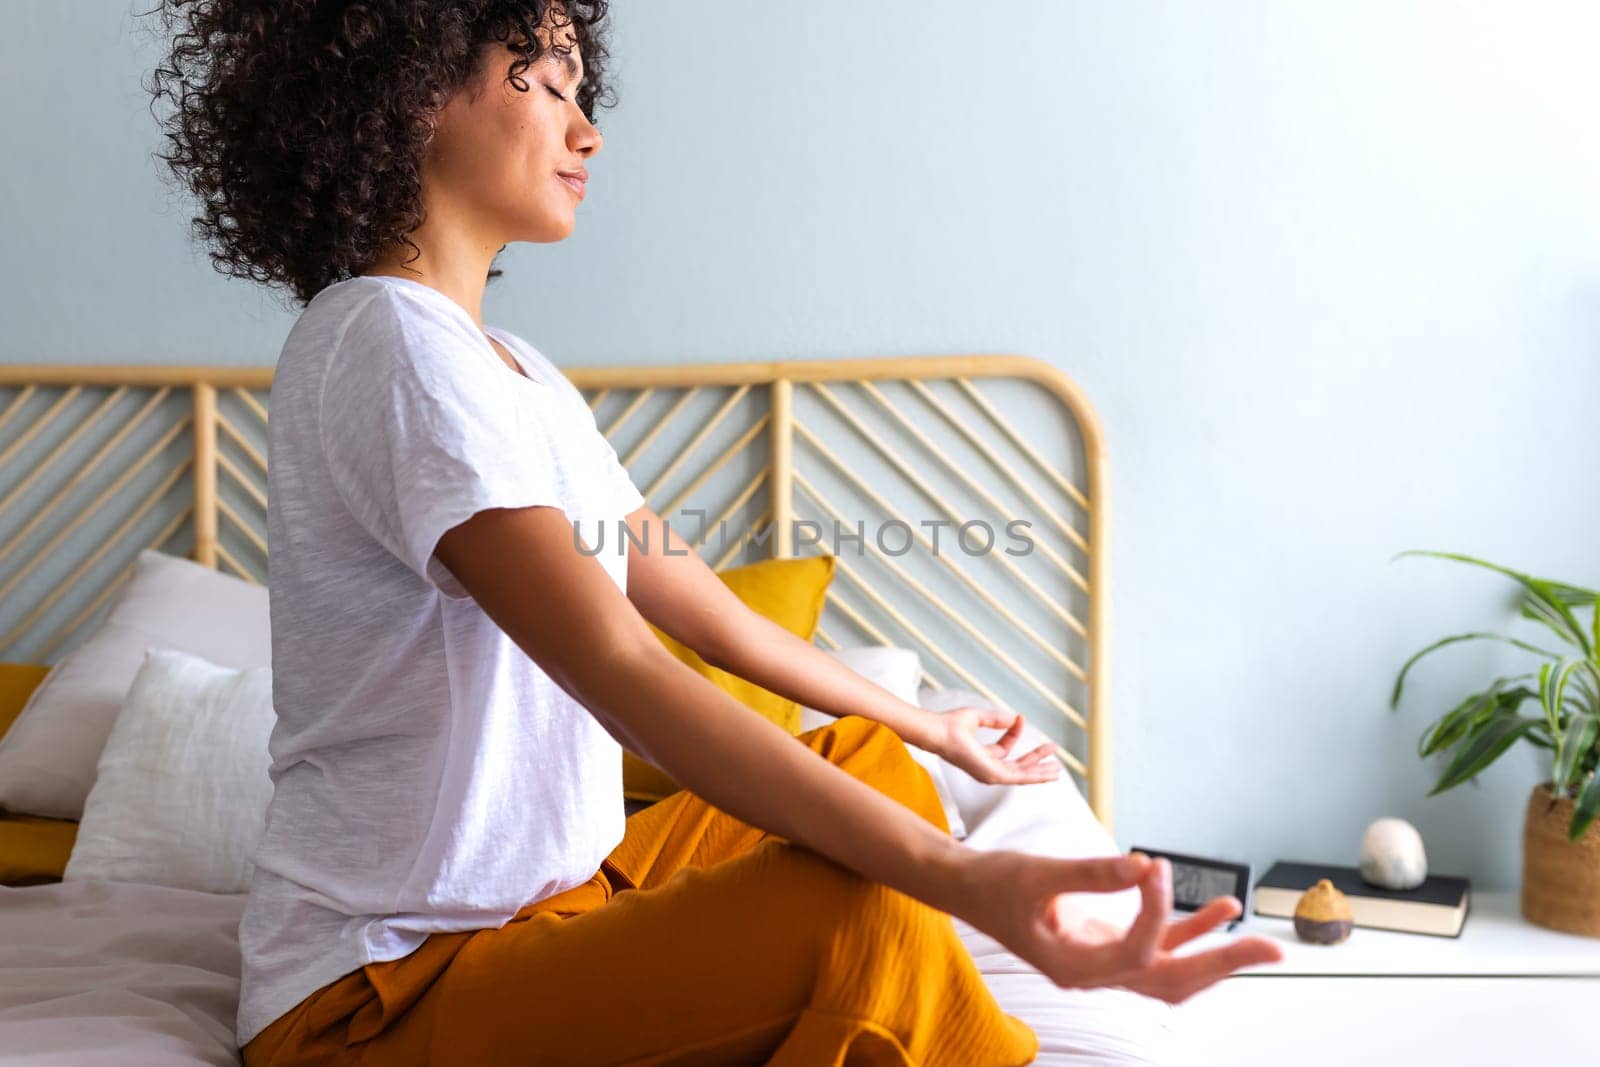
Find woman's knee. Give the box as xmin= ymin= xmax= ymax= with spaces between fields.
xmin=763 ymin=840 xmax=952 ymax=943
xmin=807 ymin=716 xmax=948 ymax=832
xmin=807 ymin=714 xmax=908 ymax=764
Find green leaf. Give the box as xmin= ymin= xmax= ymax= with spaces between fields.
xmin=1571 ymin=772 xmax=1600 ymax=842
xmin=1550 ymin=582 xmax=1600 ymax=608
xmin=1554 ymin=714 xmax=1599 ymax=795
xmin=1519 ymin=597 xmax=1589 ymax=653
xmin=1416 ymin=680 xmax=1535 ymax=758
xmin=1551 ymin=658 xmax=1589 ymax=717
xmin=1570 ymin=663 xmax=1600 ymax=713
xmin=1392 ymin=550 xmax=1592 ymax=654
xmin=1418 ymin=691 xmax=1491 ymax=759
xmin=1427 ymin=712 xmax=1545 ymax=795
xmin=1538 ymin=661 xmax=1557 ymax=733
xmin=1390 ymin=632 xmax=1560 ymax=709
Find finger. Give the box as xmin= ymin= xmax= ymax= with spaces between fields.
xmin=1056 ymin=852 xmax=1149 ymax=893
xmin=998 ymin=764 xmax=1058 ymax=787
xmin=1011 ymin=741 xmax=1059 ymax=767
xmin=986 ymin=716 xmax=1023 ymax=748
xmin=1132 ymin=936 xmax=1285 ymax=1004
xmin=988 ymin=714 xmax=1025 ymax=758
xmin=1005 ymin=756 xmax=1060 ymax=784
xmin=1115 ymin=858 xmax=1171 ymax=971
xmin=1160 ymin=896 xmax=1242 ymax=950
xmin=975 ymin=706 xmax=1015 ymax=730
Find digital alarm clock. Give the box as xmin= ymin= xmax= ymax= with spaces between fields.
xmin=1128 ymin=846 xmax=1252 ymax=929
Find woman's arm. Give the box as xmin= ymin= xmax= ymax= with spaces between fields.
xmin=435 ymin=502 xmax=1281 ymax=1000
xmin=620 ymin=507 xmax=938 ymax=741
xmin=620 ymin=506 xmax=1060 ymax=783
xmin=439 ymin=501 xmax=989 ymax=916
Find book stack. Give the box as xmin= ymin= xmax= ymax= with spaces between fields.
xmin=1253 ymin=860 xmax=1471 ymax=937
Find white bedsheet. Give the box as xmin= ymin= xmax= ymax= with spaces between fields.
xmin=0 ymin=879 xmax=244 ymax=1066
xmin=0 ymin=734 xmax=1208 ymax=1067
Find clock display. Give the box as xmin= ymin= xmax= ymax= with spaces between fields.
xmin=1172 ymin=863 xmax=1240 ymax=905
xmin=1130 ymin=845 xmax=1251 ymax=917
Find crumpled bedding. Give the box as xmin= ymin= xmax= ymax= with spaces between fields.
xmin=0 ymin=878 xmax=245 ymax=1066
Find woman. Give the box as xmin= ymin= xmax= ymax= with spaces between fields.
xmin=148 ymin=2 xmax=1281 ymax=1063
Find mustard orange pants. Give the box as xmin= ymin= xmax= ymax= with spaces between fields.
xmin=241 ymin=715 xmax=1039 ymax=1065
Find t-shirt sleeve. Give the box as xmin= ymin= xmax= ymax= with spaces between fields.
xmin=319 ymin=288 xmax=567 ymax=601
xmin=590 ymin=420 xmax=646 ymax=519
xmin=518 ymin=335 xmax=645 ymax=520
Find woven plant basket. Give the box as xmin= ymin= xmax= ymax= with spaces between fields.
xmin=1521 ymin=782 xmax=1600 ymax=938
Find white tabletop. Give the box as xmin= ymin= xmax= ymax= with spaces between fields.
xmin=1183 ymin=891 xmax=1600 ymax=977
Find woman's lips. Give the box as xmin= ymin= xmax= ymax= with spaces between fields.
xmin=558 ymin=173 xmax=585 ymax=199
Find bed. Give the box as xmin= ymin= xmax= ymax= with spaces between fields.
xmin=0 ymin=355 xmax=1208 ymax=1065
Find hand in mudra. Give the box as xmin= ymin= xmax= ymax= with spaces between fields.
xmin=929 ymin=706 xmax=1062 ymax=785
xmin=962 ymin=850 xmax=1285 ymax=1003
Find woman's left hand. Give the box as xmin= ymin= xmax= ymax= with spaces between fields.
xmin=925 ymin=706 xmax=1062 ymax=785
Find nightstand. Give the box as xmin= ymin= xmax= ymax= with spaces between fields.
xmin=1172 ymin=891 xmax=1599 ymax=1065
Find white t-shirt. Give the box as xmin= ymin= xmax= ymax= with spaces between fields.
xmin=237 ymin=274 xmax=644 ymax=1047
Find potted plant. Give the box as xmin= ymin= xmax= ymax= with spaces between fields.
xmin=1389 ymin=550 xmax=1600 ymax=938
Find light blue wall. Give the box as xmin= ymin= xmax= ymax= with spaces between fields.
xmin=4 ymin=1 xmax=1598 ymax=890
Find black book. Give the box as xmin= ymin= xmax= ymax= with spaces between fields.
xmin=1253 ymin=860 xmax=1471 ymax=937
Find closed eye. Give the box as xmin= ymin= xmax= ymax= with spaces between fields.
xmin=544 ymin=84 xmax=569 ymax=102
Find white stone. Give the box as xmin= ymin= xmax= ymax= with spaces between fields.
xmin=1360 ymin=817 xmax=1428 ymax=890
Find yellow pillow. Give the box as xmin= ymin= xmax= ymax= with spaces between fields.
xmin=0 ymin=812 xmax=78 ymax=887
xmin=622 ymin=554 xmax=836 ymax=803
xmin=0 ymin=663 xmax=78 ymax=886
xmin=0 ymin=662 xmax=50 ymax=739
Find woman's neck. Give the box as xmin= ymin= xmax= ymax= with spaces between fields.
xmin=362 ymin=200 xmax=503 ymax=329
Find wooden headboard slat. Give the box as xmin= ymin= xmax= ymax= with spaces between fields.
xmin=0 ymin=355 xmax=1112 ymax=827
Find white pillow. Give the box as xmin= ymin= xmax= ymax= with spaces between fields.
xmin=64 ymin=647 xmax=275 ymax=894
xmin=0 ymin=549 xmax=270 ymax=819
xmin=798 ymin=646 xmax=966 ymax=839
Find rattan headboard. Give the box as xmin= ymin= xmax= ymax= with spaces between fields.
xmin=0 ymin=356 xmax=1112 ymax=827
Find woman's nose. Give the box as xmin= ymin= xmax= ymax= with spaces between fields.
xmin=571 ymin=112 xmax=602 ymax=157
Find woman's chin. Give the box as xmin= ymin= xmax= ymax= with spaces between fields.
xmin=513 ymin=214 xmax=578 ymax=244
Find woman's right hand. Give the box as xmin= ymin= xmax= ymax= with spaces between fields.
xmin=956 ymin=849 xmax=1285 ymax=1003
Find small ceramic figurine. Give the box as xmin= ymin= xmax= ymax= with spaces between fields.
xmin=1360 ymin=817 xmax=1427 ymax=890
xmin=1293 ymin=879 xmax=1353 ymax=944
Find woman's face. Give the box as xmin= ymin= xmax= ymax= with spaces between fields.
xmin=423 ymin=17 xmax=601 ymax=246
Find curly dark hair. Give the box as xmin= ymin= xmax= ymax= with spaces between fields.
xmin=144 ymin=0 xmax=614 ymax=306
